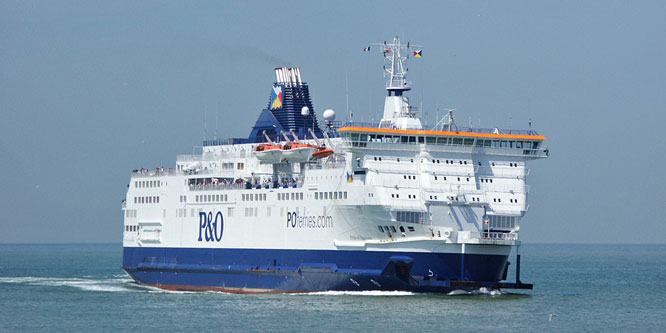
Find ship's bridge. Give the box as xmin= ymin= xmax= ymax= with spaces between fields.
xmin=337 ymin=122 xmax=548 ymax=158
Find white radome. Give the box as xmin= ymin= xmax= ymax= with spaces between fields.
xmin=323 ymin=109 xmax=335 ymax=121
xmin=301 ymin=106 xmax=310 ymax=116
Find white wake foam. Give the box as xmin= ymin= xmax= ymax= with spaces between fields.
xmin=0 ymin=276 xmax=140 ymax=293
xmin=295 ymin=290 xmax=415 ymax=296
xmin=447 ymin=287 xmax=505 ymax=296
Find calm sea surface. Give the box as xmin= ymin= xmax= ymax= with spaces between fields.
xmin=0 ymin=243 xmax=664 ymax=332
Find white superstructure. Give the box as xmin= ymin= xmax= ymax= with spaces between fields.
xmin=121 ymin=37 xmax=549 ymax=293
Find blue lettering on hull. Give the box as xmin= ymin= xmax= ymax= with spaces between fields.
xmin=198 ymin=211 xmax=223 ymax=242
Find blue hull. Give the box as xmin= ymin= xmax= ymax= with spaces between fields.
xmin=122 ymin=247 xmax=510 ymax=293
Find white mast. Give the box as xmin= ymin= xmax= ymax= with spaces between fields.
xmin=368 ymin=36 xmax=423 ymax=130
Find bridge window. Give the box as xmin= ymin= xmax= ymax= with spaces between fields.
xmin=463 ymin=138 xmax=474 ymax=146
xmin=426 ymin=136 xmax=436 ymax=144
xmin=378 ymin=226 xmax=384 ymax=232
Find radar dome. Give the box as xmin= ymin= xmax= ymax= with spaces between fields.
xmin=301 ymin=106 xmax=310 ymax=116
xmin=323 ymin=109 xmax=336 ymax=121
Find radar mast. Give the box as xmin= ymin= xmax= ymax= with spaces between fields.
xmin=367 ymin=36 xmax=423 ymax=129
xmin=370 ymin=36 xmax=422 ymax=95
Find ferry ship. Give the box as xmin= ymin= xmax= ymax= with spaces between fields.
xmin=122 ymin=37 xmax=549 ymax=293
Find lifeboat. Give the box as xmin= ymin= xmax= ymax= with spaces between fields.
xmin=254 ymin=144 xmax=283 ymax=163
xmin=312 ymin=148 xmax=334 ymax=159
xmin=281 ymin=143 xmax=318 ymax=163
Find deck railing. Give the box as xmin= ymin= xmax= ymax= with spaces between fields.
xmin=481 ymin=232 xmax=518 ymax=241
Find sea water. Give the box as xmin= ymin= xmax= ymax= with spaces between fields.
xmin=0 ymin=244 xmax=664 ymax=331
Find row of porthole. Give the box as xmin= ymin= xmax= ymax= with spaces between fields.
xmin=378 ymin=225 xmax=416 ymax=234
xmin=314 ymin=191 xmax=348 ymax=200
xmin=391 ymin=193 xmax=418 ymax=199
xmin=125 ymin=225 xmax=138 ymax=232
xmin=134 ymin=196 xmax=159 ymax=204
xmin=199 ymin=194 xmax=230 ymax=202
xmin=434 ymin=176 xmax=470 ymax=182
xmin=492 ymin=198 xmax=520 ymax=203
xmin=429 ymin=196 xmax=481 ymax=202
xmin=373 ymin=156 xmax=416 ymax=163
xmin=135 ymin=180 xmax=161 ymax=188
xmin=373 ymin=156 xmax=519 ymax=168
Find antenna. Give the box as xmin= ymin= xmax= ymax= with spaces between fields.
xmin=368 ymin=36 xmax=422 ymax=95
xmin=215 ymin=111 xmax=219 ymax=139
xmin=345 ymin=70 xmax=350 ymax=123
xmin=203 ymin=106 xmax=207 ymax=141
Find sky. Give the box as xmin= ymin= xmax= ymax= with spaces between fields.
xmin=1 ymin=1 xmax=664 ymax=244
